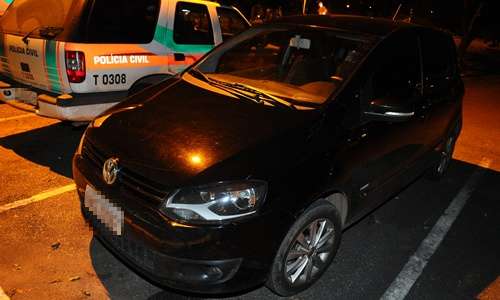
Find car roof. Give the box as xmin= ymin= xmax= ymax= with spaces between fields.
xmin=273 ymin=15 xmax=423 ymax=38
xmin=184 ymin=0 xmax=222 ymax=7
xmin=185 ymin=0 xmax=238 ymax=11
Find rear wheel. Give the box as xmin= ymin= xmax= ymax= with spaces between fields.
xmin=266 ymin=200 xmax=342 ymax=296
xmin=427 ymin=133 xmax=456 ymax=180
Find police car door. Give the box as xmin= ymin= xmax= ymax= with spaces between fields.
xmin=166 ymin=1 xmax=219 ymax=75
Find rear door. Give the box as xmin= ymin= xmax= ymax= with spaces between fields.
xmin=0 ymin=0 xmax=77 ymax=94
xmin=420 ymin=30 xmax=463 ymax=149
xmin=72 ymin=0 xmax=164 ymax=93
xmin=0 ymin=35 xmax=55 ymax=92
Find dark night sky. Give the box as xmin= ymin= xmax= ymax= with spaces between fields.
xmin=220 ymin=0 xmax=499 ymax=35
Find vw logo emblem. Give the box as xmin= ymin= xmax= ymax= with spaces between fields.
xmin=102 ymin=158 xmax=120 ymax=185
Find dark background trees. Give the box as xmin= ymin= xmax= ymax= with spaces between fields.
xmin=217 ymin=0 xmax=500 ymax=59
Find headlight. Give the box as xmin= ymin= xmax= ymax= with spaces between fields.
xmin=161 ymin=180 xmax=267 ymax=224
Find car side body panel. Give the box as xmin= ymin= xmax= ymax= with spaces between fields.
xmin=71 ymin=16 xmax=464 ymax=294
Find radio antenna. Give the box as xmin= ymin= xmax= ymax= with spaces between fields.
xmin=392 ymin=3 xmax=402 ymax=21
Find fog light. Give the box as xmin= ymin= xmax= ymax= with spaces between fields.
xmin=175 ymin=264 xmax=224 ymax=283
xmin=203 ymin=266 xmax=223 ymax=281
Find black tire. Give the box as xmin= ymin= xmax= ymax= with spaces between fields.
xmin=426 ymin=132 xmax=457 ymax=180
xmin=266 ymin=200 xmax=342 ymax=296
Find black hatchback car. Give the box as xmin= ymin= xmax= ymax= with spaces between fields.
xmin=73 ymin=15 xmax=463 ymax=296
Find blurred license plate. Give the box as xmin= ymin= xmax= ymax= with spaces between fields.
xmin=84 ymin=185 xmax=124 ymax=236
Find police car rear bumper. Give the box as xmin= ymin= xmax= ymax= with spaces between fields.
xmin=0 ymin=78 xmax=128 ymax=121
xmin=36 ymin=92 xmax=125 ymax=121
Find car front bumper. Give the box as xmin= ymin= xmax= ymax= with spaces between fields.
xmin=72 ymin=154 xmax=292 ymax=294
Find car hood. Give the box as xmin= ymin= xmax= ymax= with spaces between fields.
xmin=86 ymin=78 xmax=317 ymax=188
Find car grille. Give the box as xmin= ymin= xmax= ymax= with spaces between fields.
xmin=86 ymin=208 xmax=157 ymax=272
xmin=82 ymin=139 xmax=168 ymax=204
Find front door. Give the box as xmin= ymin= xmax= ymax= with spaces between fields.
xmin=335 ymin=31 xmax=428 ymax=216
xmin=166 ymin=1 xmax=216 ymax=74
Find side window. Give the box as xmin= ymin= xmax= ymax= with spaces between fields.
xmin=421 ymin=32 xmax=453 ymax=80
xmin=173 ymin=2 xmax=214 ymax=45
xmin=216 ymin=7 xmax=249 ymax=41
xmin=84 ymin=0 xmax=161 ymax=43
xmin=371 ymin=35 xmax=421 ymax=101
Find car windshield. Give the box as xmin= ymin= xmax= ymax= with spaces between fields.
xmin=189 ymin=26 xmax=373 ymax=108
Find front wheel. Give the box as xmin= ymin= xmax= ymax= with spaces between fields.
xmin=266 ymin=200 xmax=342 ymax=296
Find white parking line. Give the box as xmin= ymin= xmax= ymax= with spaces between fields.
xmin=0 ymin=184 xmax=76 ymax=214
xmin=381 ymin=157 xmax=492 ymax=300
xmin=0 ymin=287 xmax=10 ymax=300
xmin=0 ymin=113 xmax=34 ymax=123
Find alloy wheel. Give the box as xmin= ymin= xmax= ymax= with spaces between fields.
xmin=284 ymin=218 xmax=335 ymax=285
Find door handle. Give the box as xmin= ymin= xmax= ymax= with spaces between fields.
xmin=383 ymin=111 xmax=415 ymax=117
xmin=420 ymin=98 xmax=434 ymax=110
xmin=347 ymin=127 xmax=368 ymax=143
xmin=364 ymin=111 xmax=415 ymax=121
xmin=174 ymin=53 xmax=185 ymax=61
xmin=416 ymin=99 xmax=432 ymax=119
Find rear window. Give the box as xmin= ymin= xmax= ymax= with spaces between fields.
xmin=216 ymin=7 xmax=249 ymax=41
xmin=0 ymin=0 xmax=80 ymax=36
xmin=173 ymin=2 xmax=214 ymax=45
xmin=83 ymin=0 xmax=160 ymax=43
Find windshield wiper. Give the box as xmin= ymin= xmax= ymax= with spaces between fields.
xmin=216 ymin=80 xmax=295 ymax=109
xmin=189 ymin=69 xmax=295 ymax=109
xmin=22 ymin=26 xmax=63 ymax=45
xmin=189 ymin=68 xmax=211 ymax=83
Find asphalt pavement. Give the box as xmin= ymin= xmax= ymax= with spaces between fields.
xmin=0 ymin=73 xmax=499 ymax=299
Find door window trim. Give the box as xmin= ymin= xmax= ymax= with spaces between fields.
xmin=172 ymin=1 xmax=215 ymax=46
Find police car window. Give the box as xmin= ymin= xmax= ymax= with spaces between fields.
xmin=216 ymin=7 xmax=249 ymax=41
xmin=174 ymin=2 xmax=214 ymax=45
xmin=372 ymin=35 xmax=421 ymax=100
xmin=84 ymin=0 xmax=160 ymax=43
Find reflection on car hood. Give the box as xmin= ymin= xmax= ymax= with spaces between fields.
xmin=87 ymin=79 xmax=315 ymax=187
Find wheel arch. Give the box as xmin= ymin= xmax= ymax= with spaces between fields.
xmin=320 ymin=191 xmax=349 ymax=228
xmin=128 ymin=73 xmax=172 ymax=96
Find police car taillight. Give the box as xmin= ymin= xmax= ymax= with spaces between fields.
xmin=65 ymin=51 xmax=86 ymax=83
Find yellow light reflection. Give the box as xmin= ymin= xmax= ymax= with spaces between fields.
xmin=185 ymin=151 xmax=210 ymax=170
xmin=190 ymin=154 xmax=203 ymax=165
xmin=170 ymin=221 xmax=195 ymax=228
xmin=92 ymin=114 xmax=110 ymax=128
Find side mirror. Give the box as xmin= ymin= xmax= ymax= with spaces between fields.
xmin=364 ymin=97 xmax=415 ymax=122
